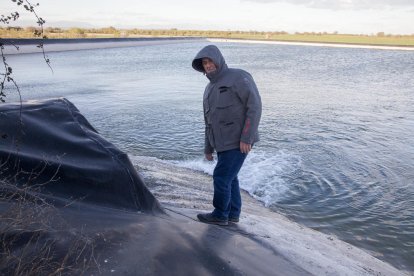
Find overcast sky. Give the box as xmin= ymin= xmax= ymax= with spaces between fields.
xmin=1 ymin=0 xmax=413 ymax=34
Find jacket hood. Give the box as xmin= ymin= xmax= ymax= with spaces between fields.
xmin=192 ymin=45 xmax=228 ymax=81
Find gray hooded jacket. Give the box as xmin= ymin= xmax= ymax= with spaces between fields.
xmin=192 ymin=45 xmax=262 ymax=154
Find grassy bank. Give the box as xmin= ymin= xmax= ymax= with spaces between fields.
xmin=1 ymin=27 xmax=414 ymax=47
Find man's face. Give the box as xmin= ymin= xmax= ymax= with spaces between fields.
xmin=202 ymin=58 xmax=217 ymax=74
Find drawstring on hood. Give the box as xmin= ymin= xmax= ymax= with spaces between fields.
xmin=192 ymin=45 xmax=228 ymax=82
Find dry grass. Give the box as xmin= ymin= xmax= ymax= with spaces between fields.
xmin=0 ymin=163 xmax=103 ymax=275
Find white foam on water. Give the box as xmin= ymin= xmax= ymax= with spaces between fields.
xmin=239 ymin=150 xmax=301 ymax=206
xmin=171 ymin=150 xmax=302 ymax=207
xmin=171 ymin=158 xmax=216 ymax=176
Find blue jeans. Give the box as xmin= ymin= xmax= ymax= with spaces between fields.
xmin=212 ymin=148 xmax=247 ymax=220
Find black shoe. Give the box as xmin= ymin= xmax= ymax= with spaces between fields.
xmin=229 ymin=217 xmax=239 ymax=223
xmin=197 ymin=213 xmax=228 ymax=226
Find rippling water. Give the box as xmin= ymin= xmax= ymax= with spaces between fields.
xmin=4 ymin=40 xmax=414 ymax=272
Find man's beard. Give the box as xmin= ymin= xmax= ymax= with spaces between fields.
xmin=206 ymin=69 xmax=218 ymax=79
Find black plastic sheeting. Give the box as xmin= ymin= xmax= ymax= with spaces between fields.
xmin=0 ymin=98 xmax=162 ymax=213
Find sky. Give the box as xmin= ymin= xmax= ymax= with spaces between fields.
xmin=1 ymin=0 xmax=414 ymax=35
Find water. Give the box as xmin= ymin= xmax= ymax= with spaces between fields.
xmin=3 ymin=41 xmax=414 ymax=272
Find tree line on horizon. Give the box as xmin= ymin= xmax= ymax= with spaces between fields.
xmin=1 ymin=26 xmax=413 ymax=39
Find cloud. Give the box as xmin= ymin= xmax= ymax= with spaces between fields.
xmin=242 ymin=0 xmax=414 ymax=10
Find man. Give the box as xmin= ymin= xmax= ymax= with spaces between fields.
xmin=192 ymin=45 xmax=262 ymax=226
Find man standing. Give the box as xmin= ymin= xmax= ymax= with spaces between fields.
xmin=192 ymin=45 xmax=262 ymax=226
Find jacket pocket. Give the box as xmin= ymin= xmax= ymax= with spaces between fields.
xmin=219 ymin=121 xmax=241 ymax=146
xmin=217 ymin=86 xmax=235 ymax=109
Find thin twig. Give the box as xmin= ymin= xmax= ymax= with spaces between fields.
xmin=24 ymin=0 xmax=53 ymax=73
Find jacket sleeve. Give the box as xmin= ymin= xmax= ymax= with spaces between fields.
xmin=235 ymin=73 xmax=262 ymax=144
xmin=204 ymin=126 xmax=214 ymax=154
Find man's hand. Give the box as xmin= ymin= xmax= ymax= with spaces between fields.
xmin=240 ymin=142 xmax=252 ymax=154
xmin=205 ymin=153 xmax=214 ymax=161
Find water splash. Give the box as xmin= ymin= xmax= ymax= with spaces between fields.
xmin=173 ymin=150 xmax=302 ymax=207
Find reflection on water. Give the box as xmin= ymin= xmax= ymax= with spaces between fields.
xmin=4 ymin=41 xmax=414 ymax=272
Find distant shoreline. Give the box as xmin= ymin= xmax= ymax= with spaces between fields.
xmin=2 ymin=37 xmax=414 ymax=54
xmin=209 ymin=38 xmax=414 ymax=51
